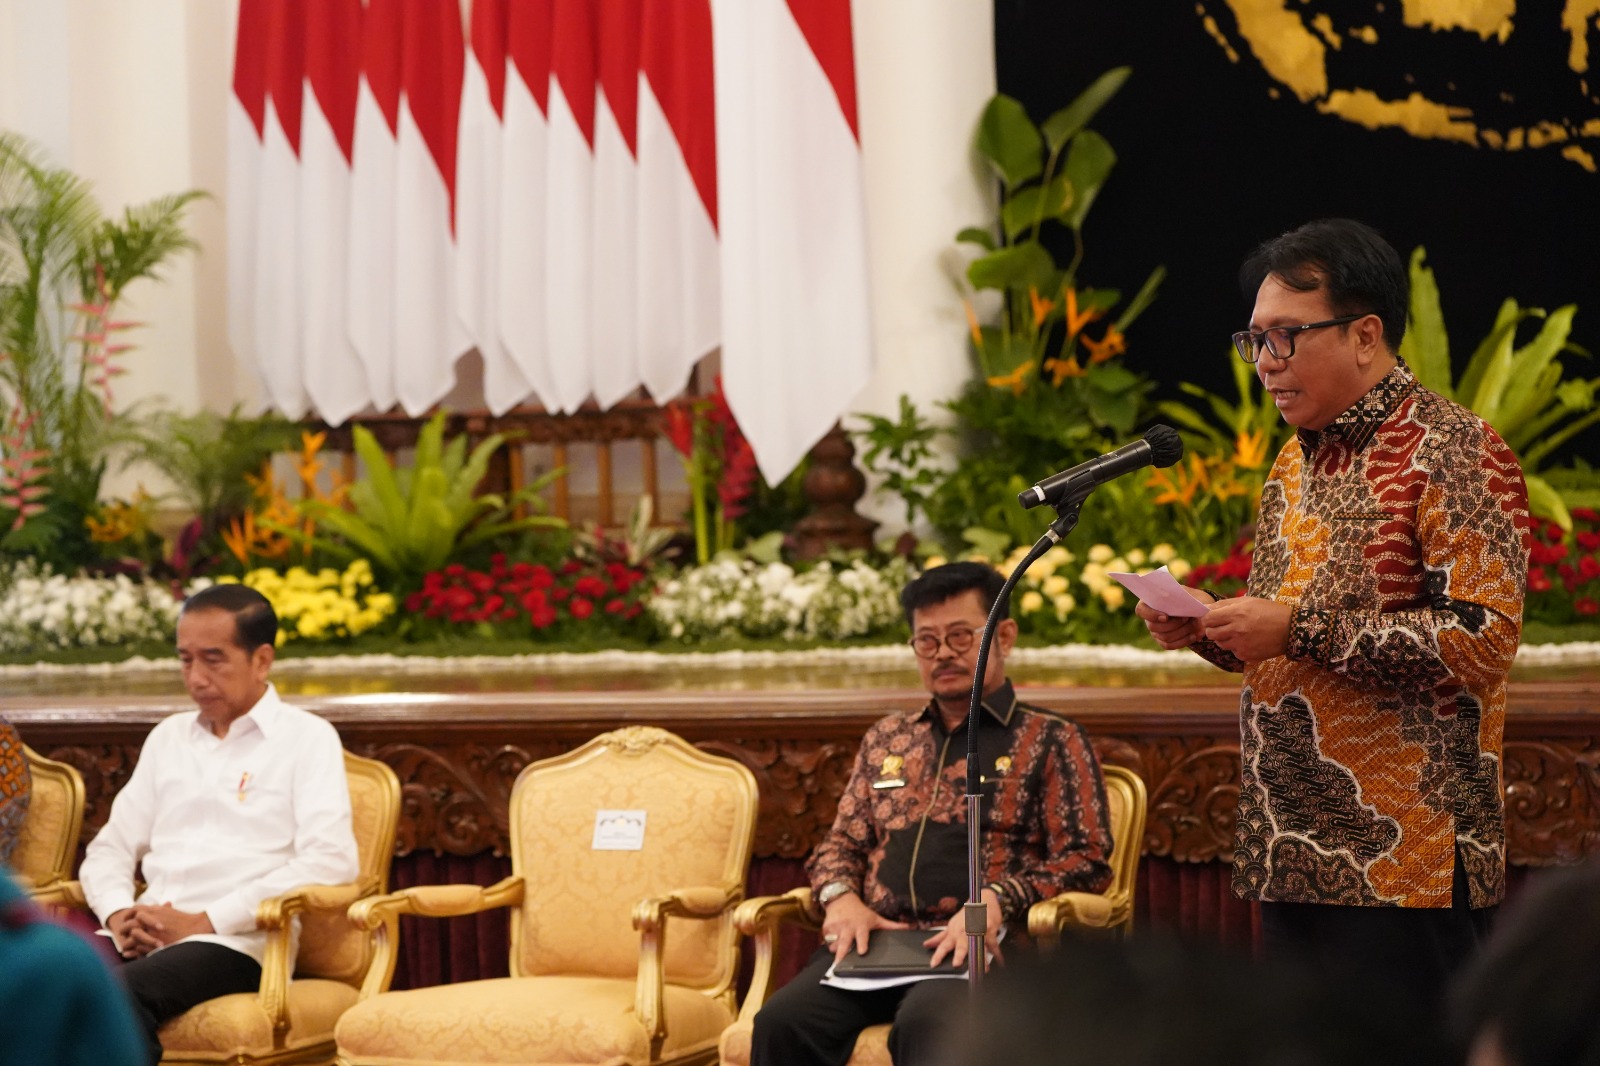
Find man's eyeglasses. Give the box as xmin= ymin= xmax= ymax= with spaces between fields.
xmin=909 ymin=627 xmax=977 ymax=659
xmin=1231 ymin=313 xmax=1372 ymax=364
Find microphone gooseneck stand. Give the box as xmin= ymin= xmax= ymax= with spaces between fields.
xmin=960 ymin=490 xmax=1087 ymax=989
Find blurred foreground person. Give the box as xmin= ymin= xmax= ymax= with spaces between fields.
xmin=1450 ymin=859 xmax=1600 ymax=1066
xmin=0 ymin=866 xmax=145 ymax=1066
xmin=945 ymin=933 xmax=1451 ymax=1066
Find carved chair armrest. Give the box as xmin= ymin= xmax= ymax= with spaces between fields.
xmin=28 ymin=878 xmax=88 ymax=911
xmin=347 ymin=876 xmax=526 ymax=1000
xmin=1026 ymin=889 xmax=1129 ymax=948
xmin=252 ymin=881 xmax=370 ymax=1043
xmin=732 ymin=888 xmax=819 ymax=1025
xmin=630 ymin=883 xmax=746 ymax=1057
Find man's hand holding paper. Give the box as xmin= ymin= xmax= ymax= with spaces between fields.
xmin=1121 ymin=567 xmax=1216 ymax=651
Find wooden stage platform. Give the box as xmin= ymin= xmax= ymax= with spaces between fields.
xmin=7 ymin=653 xmax=1599 ymax=986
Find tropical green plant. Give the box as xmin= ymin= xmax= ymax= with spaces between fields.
xmin=1401 ymin=247 xmax=1600 ymax=529
xmin=288 ymin=412 xmax=564 ymax=588
xmin=922 ymin=68 xmax=1167 ymax=551
xmin=854 ymin=395 xmax=944 ymax=529
xmin=0 ymin=131 xmax=202 ymax=566
xmin=112 ymin=405 xmax=299 ymax=540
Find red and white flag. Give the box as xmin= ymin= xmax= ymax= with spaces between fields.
xmin=635 ymin=0 xmax=719 ymax=404
xmin=228 ymin=0 xmax=270 ymax=409
xmin=346 ymin=0 xmax=401 ymax=412
xmin=590 ymin=1 xmax=643 ymax=409
xmin=392 ymin=0 xmax=470 ymax=415
xmin=298 ymin=0 xmax=368 ymax=425
xmin=498 ymin=0 xmax=558 ymax=409
xmin=544 ymin=0 xmax=597 ymax=413
xmin=236 ymin=0 xmax=310 ymax=418
xmin=713 ymin=0 xmax=875 ymax=484
xmin=457 ymin=0 xmax=532 ymax=415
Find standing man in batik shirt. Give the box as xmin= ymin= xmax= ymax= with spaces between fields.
xmin=1139 ymin=218 xmax=1530 ymax=1006
xmin=751 ymin=562 xmax=1113 ymax=1066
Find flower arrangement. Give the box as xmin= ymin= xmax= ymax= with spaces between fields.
xmin=927 ymin=540 xmax=1193 ymax=645
xmin=1526 ymin=509 xmax=1600 ymax=624
xmin=650 ymin=556 xmax=915 ymax=643
xmin=0 ymin=560 xmax=180 ymax=653
xmin=209 ymin=560 xmax=395 ymax=646
xmin=404 ymin=553 xmax=650 ymax=640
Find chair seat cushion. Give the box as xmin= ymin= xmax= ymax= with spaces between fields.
xmin=335 ymin=976 xmax=733 ymax=1065
xmin=719 ymin=1019 xmax=890 ymax=1066
xmin=159 ymin=978 xmax=358 ymax=1058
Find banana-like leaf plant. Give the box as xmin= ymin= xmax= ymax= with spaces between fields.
xmin=292 ymin=412 xmax=564 ymax=587
xmin=1400 ymin=248 xmax=1600 ymax=530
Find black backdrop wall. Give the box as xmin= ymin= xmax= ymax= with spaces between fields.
xmin=993 ymin=0 xmax=1600 ymax=451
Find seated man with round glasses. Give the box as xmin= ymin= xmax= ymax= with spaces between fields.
xmin=749 ymin=561 xmax=1114 ymax=1066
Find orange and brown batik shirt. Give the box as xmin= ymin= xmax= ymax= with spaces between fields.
xmin=806 ymin=681 xmax=1113 ymax=926
xmin=1195 ymin=363 xmax=1530 ymax=909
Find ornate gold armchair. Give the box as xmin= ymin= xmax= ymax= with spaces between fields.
xmin=717 ymin=763 xmax=1148 ymax=1066
xmin=333 ymin=726 xmax=759 ymax=1066
xmin=35 ymin=750 xmax=401 ymax=1066
xmin=12 ymin=745 xmax=85 ymax=894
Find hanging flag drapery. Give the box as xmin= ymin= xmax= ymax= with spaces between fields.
xmin=228 ymin=0 xmax=873 ymax=482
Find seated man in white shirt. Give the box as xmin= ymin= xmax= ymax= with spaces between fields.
xmin=80 ymin=583 xmax=359 ymax=1066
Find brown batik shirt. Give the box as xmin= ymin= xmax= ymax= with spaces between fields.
xmin=1194 ymin=363 xmax=1530 ymax=909
xmin=806 ymin=681 xmax=1113 ymax=926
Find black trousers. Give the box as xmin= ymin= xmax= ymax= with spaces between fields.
xmin=118 ymin=941 xmax=262 ymax=1066
xmin=750 ymin=946 xmax=972 ymax=1066
xmin=1258 ymin=846 xmax=1495 ymax=1015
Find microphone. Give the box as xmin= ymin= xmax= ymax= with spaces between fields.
xmin=1017 ymin=424 xmax=1184 ymax=510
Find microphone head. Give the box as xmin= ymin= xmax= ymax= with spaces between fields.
xmin=1143 ymin=424 xmax=1184 ymax=468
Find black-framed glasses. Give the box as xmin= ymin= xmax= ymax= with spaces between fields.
xmin=909 ymin=627 xmax=977 ymax=659
xmin=1231 ymin=313 xmax=1372 ymax=364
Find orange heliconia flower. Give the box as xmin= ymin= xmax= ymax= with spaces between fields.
xmin=1082 ymin=325 xmax=1127 ymax=364
xmin=963 ymin=299 xmax=984 ymax=348
xmin=986 ymin=363 xmax=1032 ymax=396
xmin=1029 ymin=287 xmax=1056 ymax=330
xmin=1043 ymin=355 xmax=1087 ymax=385
xmin=1233 ymin=428 xmax=1269 ymax=469
xmin=1063 ymin=287 xmax=1103 ymax=339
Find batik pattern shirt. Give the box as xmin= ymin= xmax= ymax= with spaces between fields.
xmin=1194 ymin=363 xmax=1529 ymax=908
xmin=807 ymin=681 xmax=1113 ymax=925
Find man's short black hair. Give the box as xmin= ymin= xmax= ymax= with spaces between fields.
xmin=900 ymin=561 xmax=1007 ymax=627
xmin=1240 ymin=218 xmax=1409 ymax=353
xmin=180 ymin=584 xmax=278 ymax=653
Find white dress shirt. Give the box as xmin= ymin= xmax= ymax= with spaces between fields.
xmin=80 ymin=683 xmax=359 ymax=963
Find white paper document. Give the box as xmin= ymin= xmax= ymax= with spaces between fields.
xmin=1108 ymin=566 xmax=1210 ymax=618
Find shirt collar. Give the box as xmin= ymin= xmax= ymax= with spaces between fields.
xmin=917 ymin=679 xmax=1018 ymax=730
xmin=187 ymin=682 xmax=282 ymax=741
xmin=1297 ymin=361 xmax=1417 ymax=458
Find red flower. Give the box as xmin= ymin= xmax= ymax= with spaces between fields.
xmin=1580 ymin=555 xmax=1600 ymax=582
xmin=1578 ymin=532 xmax=1600 ymax=552
xmin=1578 ymin=597 xmax=1599 ymax=616
xmin=662 ymin=402 xmax=696 ymax=457
xmin=605 ymin=597 xmax=626 ymax=614
xmin=520 ymin=589 xmax=548 ymax=613
xmin=574 ymin=575 xmax=607 ymax=599
xmin=1529 ymin=568 xmax=1553 ymax=593
xmin=1530 ymin=542 xmax=1569 ymax=566
xmin=529 ymin=603 xmax=558 ymax=628
xmin=561 ymin=560 xmax=582 ymax=575
xmin=1573 ymin=507 xmax=1599 ymax=523
xmin=568 ymin=596 xmax=594 ymax=620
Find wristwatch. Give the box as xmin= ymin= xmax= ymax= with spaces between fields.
xmin=816 ymin=881 xmax=854 ymax=907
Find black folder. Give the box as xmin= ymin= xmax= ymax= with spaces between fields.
xmin=830 ymin=929 xmax=966 ymax=978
